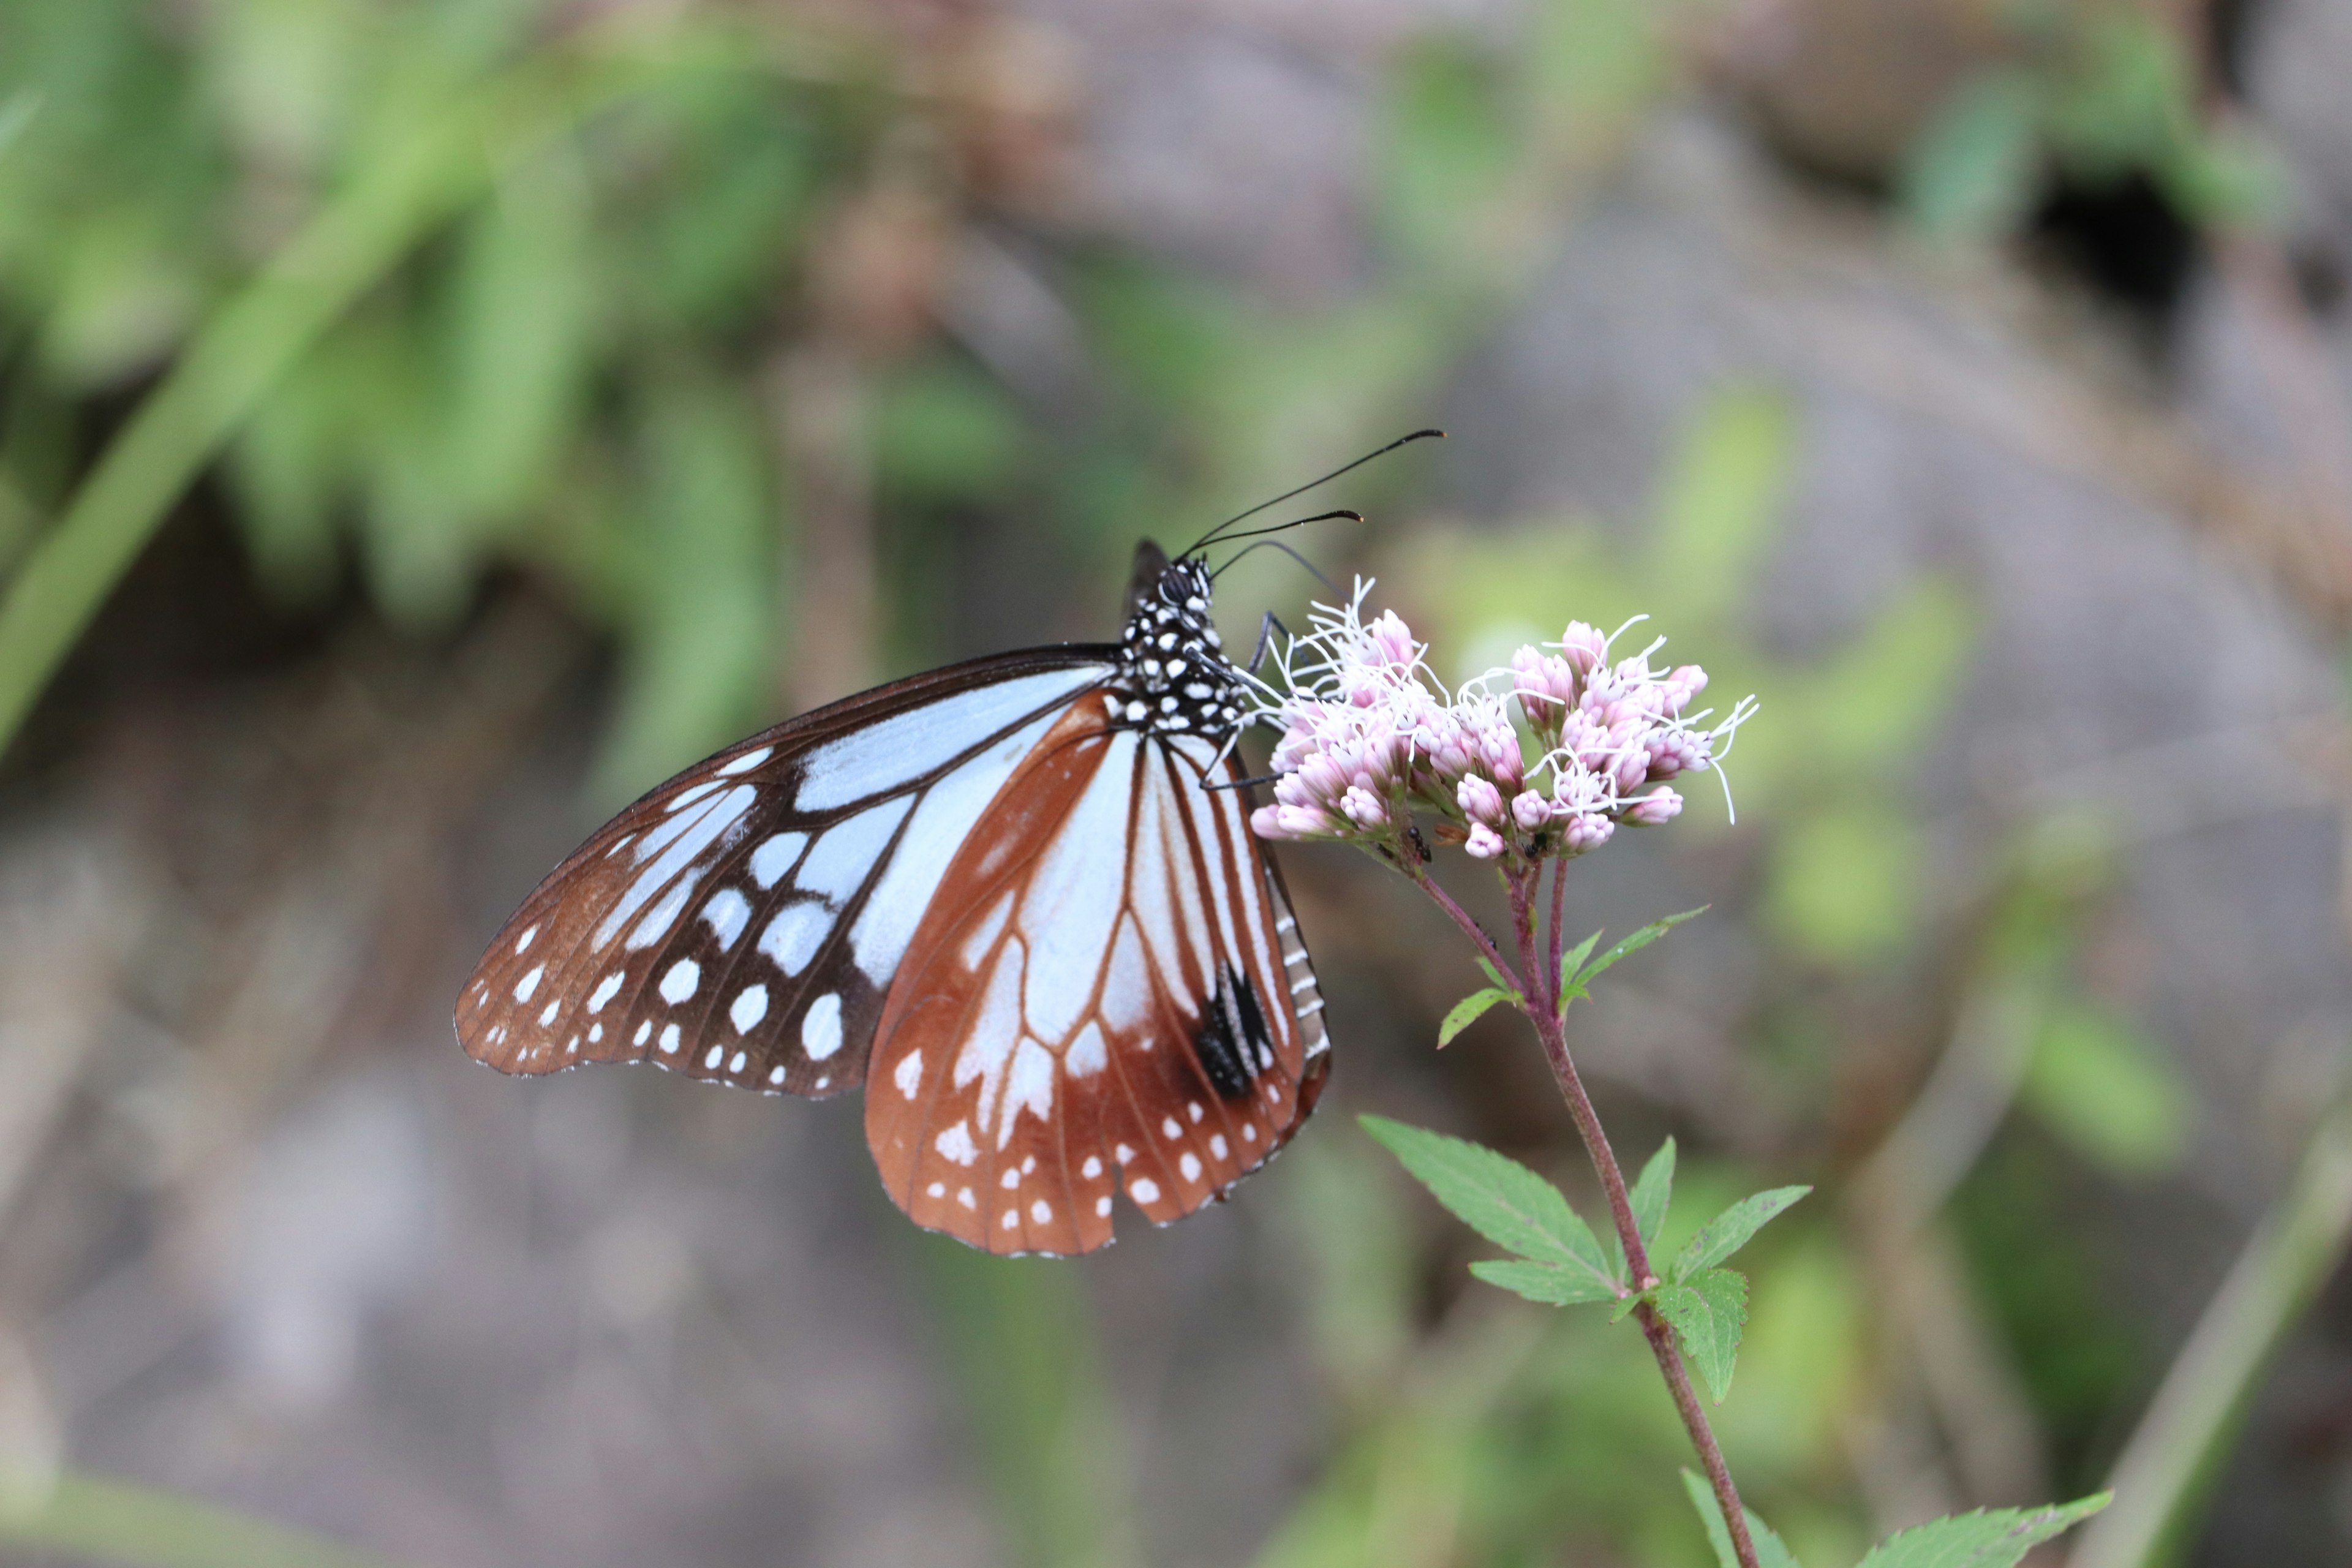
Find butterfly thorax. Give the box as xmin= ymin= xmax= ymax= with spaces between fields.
xmin=1106 ymin=555 xmax=1245 ymax=740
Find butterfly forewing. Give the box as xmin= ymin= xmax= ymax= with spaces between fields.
xmin=456 ymin=652 xmax=1115 ymax=1095
xmin=864 ymin=692 xmax=1330 ymax=1256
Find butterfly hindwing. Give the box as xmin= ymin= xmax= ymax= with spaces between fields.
xmin=864 ymin=692 xmax=1330 ymax=1256
xmin=455 ymin=651 xmax=1115 ymax=1096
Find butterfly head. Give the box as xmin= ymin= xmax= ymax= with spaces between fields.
xmin=1110 ymin=541 xmax=1243 ymax=739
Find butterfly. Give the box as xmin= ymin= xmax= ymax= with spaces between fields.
xmin=455 ymin=535 xmax=1340 ymax=1256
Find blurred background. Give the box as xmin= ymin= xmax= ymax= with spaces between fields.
xmin=2 ymin=0 xmax=2351 ymax=1564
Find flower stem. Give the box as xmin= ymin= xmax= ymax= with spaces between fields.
xmin=1403 ymin=859 xmax=1525 ymax=997
xmin=1504 ymin=866 xmax=1763 ymax=1568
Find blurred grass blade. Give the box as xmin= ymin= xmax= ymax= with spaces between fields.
xmin=0 ymin=1469 xmax=402 ymax=1568
xmin=2070 ymin=1096 xmax=2352 ymax=1568
xmin=0 ymin=36 xmax=685 ymax=760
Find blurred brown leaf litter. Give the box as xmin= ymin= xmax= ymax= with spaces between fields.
xmin=7 ymin=0 xmax=2352 ymax=1564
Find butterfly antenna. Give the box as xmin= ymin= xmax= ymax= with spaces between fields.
xmin=1184 ymin=428 xmax=1444 ymax=556
xmin=1210 ymin=537 xmax=1340 ymax=594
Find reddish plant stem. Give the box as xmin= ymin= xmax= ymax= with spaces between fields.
xmin=1504 ymin=864 xmax=1762 ymax=1568
xmin=1403 ymin=858 xmax=1525 ymax=998
xmin=1546 ymin=856 xmax=1568 ymax=1000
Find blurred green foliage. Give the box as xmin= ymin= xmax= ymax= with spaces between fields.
xmin=1900 ymin=8 xmax=2286 ymax=241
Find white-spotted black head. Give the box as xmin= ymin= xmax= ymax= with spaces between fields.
xmin=1109 ymin=540 xmax=1246 ymax=740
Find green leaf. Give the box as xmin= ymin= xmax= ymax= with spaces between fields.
xmin=1668 ymin=1186 xmax=1811 ymax=1283
xmin=1474 ymin=955 xmax=1520 ymax=998
xmin=1679 ymin=1469 xmax=1804 ymax=1568
xmin=1901 ymin=70 xmax=2045 ymax=239
xmin=1469 ymin=1259 xmax=1621 ymax=1306
xmin=1556 ymin=928 xmax=1602 ymax=1000
xmin=1612 ymin=1137 xmax=1676 ymax=1278
xmin=1853 ymin=1494 xmax=2111 ymax=1568
xmin=1564 ymin=907 xmax=1706 ymax=1000
xmin=1438 ymin=986 xmax=1516 ymax=1047
xmin=1359 ymin=1117 xmax=1615 ymax=1288
xmin=1654 ymin=1267 xmax=1747 ymax=1403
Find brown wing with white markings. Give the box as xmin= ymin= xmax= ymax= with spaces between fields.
xmin=454 ymin=650 xmax=1116 ymax=1098
xmin=864 ymin=691 xmax=1330 ymax=1256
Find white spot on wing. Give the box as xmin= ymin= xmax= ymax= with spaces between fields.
xmin=1131 ymin=1177 xmax=1161 ymax=1203
xmin=1102 ymin=918 xmax=1153 ymax=1035
xmin=1180 ymin=1152 xmax=1202 ymax=1182
xmin=998 ymin=1038 xmax=1054 ymax=1150
xmin=750 ymin=833 xmax=807 ymax=890
xmin=625 ymin=870 xmax=703 ymax=951
xmin=1001 ymin=1168 xmax=1021 ymax=1189
xmin=699 ymin=888 xmax=752 ymax=951
xmin=1031 ymin=1199 xmax=1052 ymax=1223
xmin=537 ymin=1000 xmax=558 ymax=1027
xmin=704 ymin=1045 xmax=723 ymax=1069
xmin=801 ymin=992 xmax=843 ymax=1060
xmin=936 ymin=1120 xmax=979 ymax=1165
xmin=757 ymin=900 xmax=831 ymax=976
xmin=794 ymin=796 xmax=914 ymax=905
xmin=1082 ymin=1155 xmax=1103 ymax=1179
xmin=720 ymin=746 xmax=772 ymax=775
xmin=514 ymin=925 xmax=538 ymax=954
xmin=588 ymin=972 xmax=623 ymax=1014
xmin=659 ymin=959 xmax=699 ymax=1004
xmin=957 ymin=1186 xmax=976 ymax=1208
xmin=729 ymin=984 xmax=768 ymax=1033
xmin=893 ymin=1049 xmax=924 ymax=1099
xmin=729 ymin=1050 xmax=746 ymax=1072
xmin=1096 ymin=1196 xmax=1112 ymax=1217
xmin=927 ymin=1181 xmax=946 ymax=1199
xmin=1066 ymin=1022 xmax=1107 ymax=1079
xmin=769 ymin=1064 xmax=786 ymax=1085
xmin=1210 ymin=1134 xmax=1228 ymax=1159
xmin=659 ymin=1023 xmax=679 ymax=1054
xmin=513 ymin=965 xmax=545 ymax=1003
xmin=960 ymin=889 xmax=1017 ymax=971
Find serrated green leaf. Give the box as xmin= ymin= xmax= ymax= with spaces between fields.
xmin=1680 ymin=1469 xmax=1804 ymax=1568
xmin=1359 ymin=1117 xmax=1613 ymax=1287
xmin=1853 ymin=1494 xmax=2111 ymax=1568
xmin=1654 ymin=1267 xmax=1747 ymax=1402
xmin=1668 ymin=1185 xmax=1811 ymax=1283
xmin=1556 ymin=927 xmax=1602 ymax=1002
xmin=1469 ymin=1258 xmax=1621 ymax=1306
xmin=1438 ymin=986 xmax=1515 ymax=1047
xmin=1613 ymin=1137 xmax=1676 ymax=1278
xmin=1567 ymin=907 xmax=1706 ymax=996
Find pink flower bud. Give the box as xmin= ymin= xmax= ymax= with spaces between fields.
xmin=1663 ymin=664 xmax=1708 ymax=714
xmin=1456 ymin=773 xmax=1506 ymax=828
xmin=1340 ymin=785 xmax=1389 ymax=831
xmin=1560 ymin=621 xmax=1607 ymax=677
xmin=1624 ymin=788 xmax=1683 ymax=826
xmin=1464 ymin=822 xmax=1508 ymax=859
xmin=1559 ymin=812 xmax=1615 ymax=854
xmin=1365 ymin=610 xmax=1419 ymax=670
xmin=1512 ymin=790 xmax=1551 ymax=831
xmin=1477 ymin=728 xmax=1525 ymax=791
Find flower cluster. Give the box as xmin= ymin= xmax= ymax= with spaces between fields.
xmin=1248 ymin=582 xmax=1753 ymax=864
